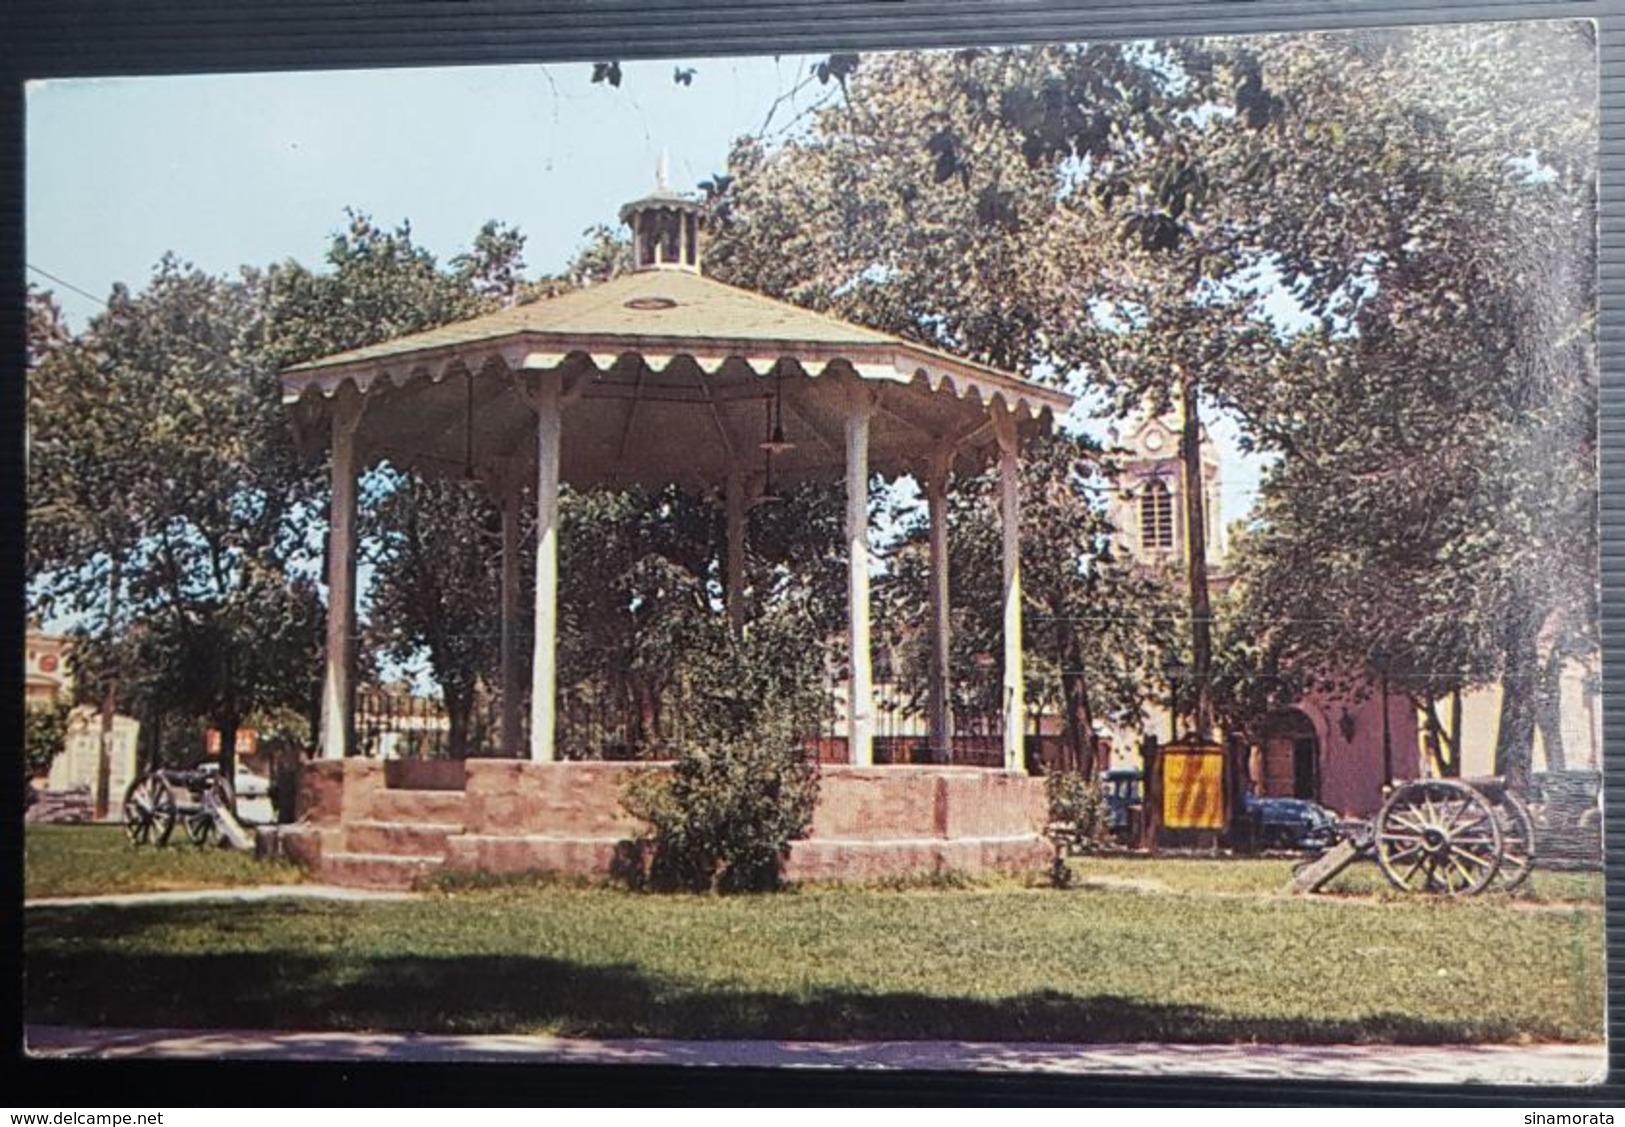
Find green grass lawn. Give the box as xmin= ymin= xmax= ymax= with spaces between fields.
xmin=24 ymin=831 xmax=1605 ymax=1045
xmin=25 ymin=824 xmax=304 ymax=899
xmin=1064 ymin=853 xmax=1606 ymax=903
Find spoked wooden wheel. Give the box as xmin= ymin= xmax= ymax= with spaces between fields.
xmin=1375 ymin=779 xmax=1503 ymax=896
xmin=1492 ymin=791 xmax=1537 ymax=892
xmin=123 ymin=774 xmax=177 ymax=847
xmin=183 ymin=801 xmax=215 ymax=846
xmin=184 ymin=776 xmax=234 ymax=846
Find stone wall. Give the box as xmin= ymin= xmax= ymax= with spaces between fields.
xmin=384 ymin=758 xmax=467 ymax=791
xmin=461 ymin=760 xmax=649 ymax=837
xmin=279 ymin=757 xmax=1052 ymax=887
xmin=25 ymin=785 xmax=94 ymax=824
xmin=810 ymin=767 xmax=1047 ymax=841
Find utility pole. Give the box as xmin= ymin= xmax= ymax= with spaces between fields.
xmin=94 ymin=564 xmax=120 ymax=820
xmin=1179 ymin=375 xmax=1214 ymax=740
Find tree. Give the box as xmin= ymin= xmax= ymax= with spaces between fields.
xmin=270 ymin=213 xmax=531 ymax=756
xmin=365 ymin=474 xmax=508 ymax=757
xmin=705 ymin=45 xmax=1276 ymax=744
xmin=26 ymin=288 xmax=70 ymax=370
xmin=452 ymin=220 xmax=528 ymax=304
xmin=28 ymin=257 xmax=326 ymax=786
xmin=704 ymin=45 xmax=1245 ymax=754
xmin=550 ymin=476 xmax=845 ymax=759
xmin=24 ymin=698 xmax=71 ymax=781
xmin=705 ymin=49 xmax=1119 ymax=373
xmin=877 ymin=431 xmax=1178 ymax=775
xmin=264 ymin=211 xmax=488 ymax=370
xmin=1215 ymin=25 xmax=1597 ymax=788
xmin=706 ymin=29 xmax=1596 ymax=790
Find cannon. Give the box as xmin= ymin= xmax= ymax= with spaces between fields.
xmin=1291 ymin=777 xmax=1535 ymax=896
xmin=123 ymin=766 xmax=252 ymax=849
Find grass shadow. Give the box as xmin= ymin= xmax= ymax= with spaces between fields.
xmin=26 ymin=907 xmax=1540 ymax=1045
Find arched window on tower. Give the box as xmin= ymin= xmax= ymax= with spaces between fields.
xmin=1140 ymin=478 xmax=1174 ymax=552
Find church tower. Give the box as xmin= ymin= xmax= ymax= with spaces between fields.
xmin=1107 ymin=405 xmax=1227 ymax=567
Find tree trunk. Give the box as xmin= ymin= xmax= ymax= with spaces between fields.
xmin=1536 ymin=647 xmax=1568 ymax=772
xmin=142 ymin=708 xmax=160 ymax=776
xmin=637 ymin=685 xmax=656 ymax=753
xmin=634 ymin=678 xmax=656 ymax=751
xmin=96 ymin=680 xmax=116 ymax=821
xmin=1494 ymin=606 xmax=1539 ymax=793
xmin=445 ymin=686 xmax=472 ymax=759
xmin=217 ymin=718 xmax=239 ymax=812
xmin=307 ymin=670 xmax=323 ymax=759
xmin=1422 ymin=698 xmax=1447 ymax=777
xmin=220 ymin=645 xmax=238 ymax=783
xmin=94 ymin=562 xmax=121 ymax=820
xmin=1140 ymin=734 xmax=1161 ymax=852
xmin=1422 ymin=696 xmax=1461 ymax=777
xmin=1053 ymin=617 xmax=1099 ymax=778
xmin=1179 ymin=377 xmax=1215 ymax=740
xmin=1449 ymin=686 xmax=1463 ymax=777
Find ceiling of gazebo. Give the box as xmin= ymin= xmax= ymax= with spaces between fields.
xmin=281 ymin=269 xmax=1074 ymax=489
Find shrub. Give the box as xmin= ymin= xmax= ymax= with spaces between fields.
xmin=621 ymin=609 xmax=827 ymax=893
xmin=1045 ymin=770 xmax=1106 ymax=841
xmin=24 ymin=699 xmax=72 ymax=780
xmin=623 ymin=734 xmax=820 ymax=893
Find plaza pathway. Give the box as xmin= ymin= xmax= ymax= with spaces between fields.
xmin=24 ymin=1026 xmax=1607 ymax=1087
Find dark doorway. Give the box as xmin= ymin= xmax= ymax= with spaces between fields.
xmin=1292 ymin=737 xmax=1317 ymax=799
xmin=1257 ymin=709 xmax=1320 ymax=801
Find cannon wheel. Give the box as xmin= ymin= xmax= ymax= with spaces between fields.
xmin=184 ymin=812 xmax=215 ymax=846
xmin=1375 ymin=779 xmax=1503 ymax=896
xmin=123 ymin=773 xmax=177 ymax=847
xmin=184 ymin=775 xmax=235 ymax=847
xmin=1493 ymin=790 xmax=1536 ymax=892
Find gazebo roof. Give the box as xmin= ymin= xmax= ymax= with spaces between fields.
xmin=282 ymin=263 xmax=1072 ymax=489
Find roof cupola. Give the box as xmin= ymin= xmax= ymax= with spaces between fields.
xmin=617 ymin=154 xmax=706 ymax=274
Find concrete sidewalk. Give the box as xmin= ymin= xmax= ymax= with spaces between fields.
xmin=24 ymin=1027 xmax=1608 ymax=1086
xmin=24 ymin=885 xmax=418 ymax=909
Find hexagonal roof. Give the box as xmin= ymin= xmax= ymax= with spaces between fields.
xmin=281 ymin=267 xmax=1073 ymax=488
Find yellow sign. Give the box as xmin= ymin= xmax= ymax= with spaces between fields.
xmin=1162 ymin=742 xmax=1226 ymax=830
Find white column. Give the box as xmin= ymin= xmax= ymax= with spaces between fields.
xmin=320 ymin=396 xmax=362 ymax=760
xmin=925 ymin=450 xmax=953 ymax=761
xmin=845 ymin=387 xmax=876 ymax=767
xmin=499 ymin=471 xmax=523 ymax=758
xmin=725 ymin=469 xmax=746 ymax=636
xmin=530 ymin=376 xmax=563 ymax=761
xmin=995 ymin=411 xmax=1026 ymax=774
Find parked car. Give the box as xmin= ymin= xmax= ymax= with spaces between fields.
xmin=197 ymin=762 xmax=275 ymax=823
xmin=198 ymin=762 xmax=271 ymax=798
xmin=1101 ymin=767 xmax=1144 ymax=843
xmin=1099 ymin=765 xmax=1339 ymax=850
xmin=1244 ymin=793 xmax=1342 ymax=851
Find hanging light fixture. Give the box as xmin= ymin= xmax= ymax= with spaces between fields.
xmin=758 ymin=365 xmax=795 ymax=502
xmin=760 ymin=367 xmax=796 ymax=456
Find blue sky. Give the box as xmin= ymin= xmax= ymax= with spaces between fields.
xmin=26 ymin=52 xmax=1265 ymax=531
xmin=27 ymin=57 xmax=827 ymax=326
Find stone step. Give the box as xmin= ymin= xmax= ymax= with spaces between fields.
xmin=319 ymin=851 xmax=443 ymax=890
xmin=366 ymin=789 xmax=467 ymax=824
xmin=345 ymin=820 xmax=462 ymax=857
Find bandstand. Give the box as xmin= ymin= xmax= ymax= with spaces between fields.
xmin=270 ymin=181 xmax=1075 ymax=887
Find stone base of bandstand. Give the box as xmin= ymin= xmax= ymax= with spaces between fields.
xmin=258 ymin=758 xmax=1051 ymax=890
